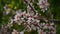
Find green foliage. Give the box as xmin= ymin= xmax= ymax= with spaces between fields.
xmin=11 ymin=23 xmax=24 ymax=31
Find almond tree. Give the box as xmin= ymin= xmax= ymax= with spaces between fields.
xmin=1 ymin=0 xmax=58 ymax=34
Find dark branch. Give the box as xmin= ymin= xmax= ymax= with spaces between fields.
xmin=24 ymin=0 xmax=35 ymax=12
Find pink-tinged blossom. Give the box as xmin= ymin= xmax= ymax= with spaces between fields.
xmin=38 ymin=0 xmax=49 ymax=12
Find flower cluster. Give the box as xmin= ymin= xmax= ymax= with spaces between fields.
xmin=2 ymin=0 xmax=56 ymax=34
xmin=8 ymin=8 xmax=55 ymax=34
xmin=3 ymin=4 xmax=11 ymax=15
xmin=38 ymin=23 xmax=56 ymax=34
xmin=38 ymin=0 xmax=49 ymax=12
xmin=10 ymin=8 xmax=40 ymax=31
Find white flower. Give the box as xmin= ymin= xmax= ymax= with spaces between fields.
xmin=27 ymin=5 xmax=31 ymax=12
xmin=31 ymin=24 xmax=36 ymax=30
xmin=42 ymin=23 xmax=45 ymax=25
xmin=38 ymin=0 xmax=49 ymax=12
xmin=43 ymin=32 xmax=46 ymax=34
xmin=20 ymin=31 xmax=24 ymax=34
xmin=14 ymin=14 xmax=20 ymax=20
xmin=5 ymin=11 xmax=9 ymax=14
xmin=4 ymin=4 xmax=8 ymax=10
xmin=21 ymin=18 xmax=24 ymax=20
xmin=12 ymin=29 xmax=18 ymax=34
xmin=27 ymin=20 xmax=31 ymax=25
xmin=33 ymin=27 xmax=36 ymax=30
xmin=28 ymin=17 xmax=32 ymax=20
xmin=36 ymin=19 xmax=40 ymax=23
xmin=43 ymin=25 xmax=48 ymax=29
xmin=10 ymin=19 xmax=14 ymax=24
xmin=37 ymin=29 xmax=41 ymax=34
xmin=30 ymin=3 xmax=33 ymax=6
xmin=50 ymin=23 xmax=54 ymax=25
xmin=16 ymin=9 xmax=22 ymax=14
xmin=23 ymin=11 xmax=26 ymax=14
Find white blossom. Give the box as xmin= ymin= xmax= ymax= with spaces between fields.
xmin=38 ymin=0 xmax=49 ymax=12
xmin=12 ymin=29 xmax=18 ymax=34
xmin=20 ymin=31 xmax=24 ymax=34
xmin=50 ymin=23 xmax=54 ymax=25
